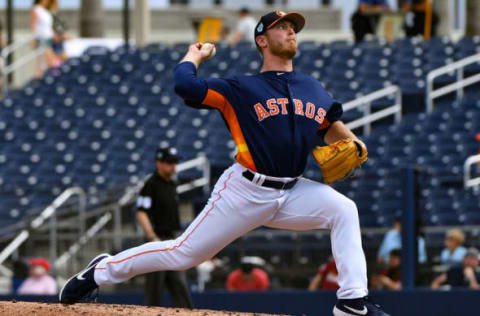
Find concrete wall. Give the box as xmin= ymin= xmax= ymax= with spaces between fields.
xmin=1 ymin=7 xmax=341 ymax=42
xmin=1 ymin=7 xmax=341 ymax=89
xmin=433 ymin=0 xmax=451 ymax=36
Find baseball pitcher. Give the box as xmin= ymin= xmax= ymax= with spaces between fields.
xmin=60 ymin=10 xmax=389 ymax=316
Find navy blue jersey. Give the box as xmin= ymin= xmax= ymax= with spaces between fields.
xmin=174 ymin=61 xmax=342 ymax=177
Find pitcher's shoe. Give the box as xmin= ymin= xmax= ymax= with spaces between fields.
xmin=59 ymin=253 xmax=110 ymax=304
xmin=333 ymin=296 xmax=391 ymax=316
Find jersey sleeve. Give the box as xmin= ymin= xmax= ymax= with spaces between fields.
xmin=317 ymin=85 xmax=344 ymax=138
xmin=200 ymin=77 xmax=236 ymax=111
xmin=174 ymin=61 xmax=234 ymax=111
xmin=137 ymin=181 xmax=153 ymax=212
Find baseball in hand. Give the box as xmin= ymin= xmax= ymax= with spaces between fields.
xmin=202 ymin=43 xmax=216 ymax=59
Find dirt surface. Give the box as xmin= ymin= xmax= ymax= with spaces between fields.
xmin=0 ymin=301 xmax=290 ymax=316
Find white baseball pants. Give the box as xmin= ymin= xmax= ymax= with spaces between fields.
xmin=94 ymin=163 xmax=368 ymax=299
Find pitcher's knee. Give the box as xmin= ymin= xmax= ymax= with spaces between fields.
xmin=172 ymin=248 xmax=209 ymax=270
xmin=177 ymin=255 xmax=205 ymax=270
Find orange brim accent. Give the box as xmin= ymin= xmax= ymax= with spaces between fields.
xmin=267 ymin=12 xmax=305 ymax=33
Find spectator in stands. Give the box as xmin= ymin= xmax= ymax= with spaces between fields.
xmin=377 ymin=217 xmax=427 ymax=265
xmin=196 ymin=257 xmax=225 ymax=291
xmin=136 ymin=146 xmax=193 ymax=308
xmin=378 ymin=249 xmax=402 ymax=290
xmin=431 ymin=248 xmax=480 ymax=290
xmin=441 ymin=229 xmax=467 ymax=267
xmin=401 ymin=0 xmax=438 ymax=38
xmin=31 ymin=0 xmax=60 ymax=78
xmin=226 ymin=256 xmax=269 ymax=291
xmin=308 ymin=257 xmax=339 ymax=291
xmin=351 ymin=0 xmax=390 ymax=42
xmin=17 ymin=258 xmax=57 ymax=295
xmin=230 ymin=7 xmax=257 ymax=46
xmin=48 ymin=0 xmax=71 ymax=62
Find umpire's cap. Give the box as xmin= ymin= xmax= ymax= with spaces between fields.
xmin=254 ymin=10 xmax=305 ymax=40
xmin=155 ymin=147 xmax=180 ymax=163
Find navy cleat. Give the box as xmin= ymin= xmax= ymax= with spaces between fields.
xmin=59 ymin=253 xmax=111 ymax=304
xmin=333 ymin=296 xmax=391 ymax=316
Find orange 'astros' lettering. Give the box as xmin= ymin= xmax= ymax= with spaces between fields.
xmin=254 ymin=99 xmax=326 ymax=126
xmin=254 ymin=103 xmax=271 ymax=121
xmin=305 ymin=102 xmax=315 ymax=119
xmin=277 ymin=98 xmax=289 ymax=115
xmin=294 ymin=99 xmax=304 ymax=116
xmin=266 ymin=98 xmax=280 ymax=116
xmin=315 ymin=107 xmax=326 ymax=124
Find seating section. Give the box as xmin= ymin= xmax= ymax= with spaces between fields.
xmin=1 ymin=37 xmax=480 ymax=230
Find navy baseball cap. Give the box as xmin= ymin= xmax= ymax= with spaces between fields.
xmin=254 ymin=10 xmax=305 ymax=40
xmin=155 ymin=147 xmax=180 ymax=163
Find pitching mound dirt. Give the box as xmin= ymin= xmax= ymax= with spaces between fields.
xmin=0 ymin=301 xmax=289 ymax=316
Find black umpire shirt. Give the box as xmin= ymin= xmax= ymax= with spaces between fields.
xmin=137 ymin=172 xmax=181 ymax=239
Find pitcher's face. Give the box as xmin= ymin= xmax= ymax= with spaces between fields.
xmin=264 ymin=20 xmax=298 ymax=59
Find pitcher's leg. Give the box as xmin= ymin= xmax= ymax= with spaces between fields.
xmin=328 ymin=192 xmax=368 ymax=299
xmin=94 ymin=168 xmax=277 ymax=286
xmin=265 ymin=178 xmax=368 ymax=299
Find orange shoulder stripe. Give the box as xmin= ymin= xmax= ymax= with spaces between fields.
xmin=221 ymin=100 xmax=257 ymax=171
xmin=201 ymin=89 xmax=256 ymax=171
xmin=202 ymin=89 xmax=226 ymax=111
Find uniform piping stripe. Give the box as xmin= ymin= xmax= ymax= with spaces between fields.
xmin=95 ymin=171 xmax=235 ymax=270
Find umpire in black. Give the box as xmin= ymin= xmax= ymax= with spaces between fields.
xmin=136 ymin=147 xmax=193 ymax=308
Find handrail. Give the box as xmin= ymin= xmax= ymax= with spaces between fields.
xmin=54 ymin=212 xmax=112 ymax=269
xmin=0 ymin=187 xmax=86 ymax=275
xmin=1 ymin=35 xmax=46 ymax=95
xmin=1 ymin=35 xmax=36 ymax=59
xmin=449 ymin=0 xmax=466 ymax=36
xmin=343 ymin=85 xmax=402 ymax=136
xmin=464 ymin=154 xmax=480 ymax=189
xmin=426 ymin=53 xmax=480 ymax=113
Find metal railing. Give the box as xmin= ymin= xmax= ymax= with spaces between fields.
xmin=0 ymin=187 xmax=86 ymax=276
xmin=464 ymin=154 xmax=480 ymax=190
xmin=426 ymin=53 xmax=480 ymax=113
xmin=1 ymin=35 xmax=46 ymax=95
xmin=53 ymin=155 xmax=211 ymax=271
xmin=449 ymin=0 xmax=466 ymax=37
xmin=343 ymin=85 xmax=402 ymax=136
